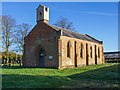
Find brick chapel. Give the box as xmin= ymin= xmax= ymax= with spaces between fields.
xmin=23 ymin=4 xmax=105 ymax=69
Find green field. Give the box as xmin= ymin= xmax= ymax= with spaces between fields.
xmin=1 ymin=63 xmax=120 ymax=88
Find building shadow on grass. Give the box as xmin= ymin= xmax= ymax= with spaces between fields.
xmin=2 ymin=64 xmax=120 ymax=89
xmin=67 ymin=64 xmax=120 ymax=88
xmin=2 ymin=66 xmax=57 ymax=69
xmin=2 ymin=66 xmax=23 ymax=69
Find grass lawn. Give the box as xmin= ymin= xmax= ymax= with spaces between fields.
xmin=1 ymin=63 xmax=120 ymax=88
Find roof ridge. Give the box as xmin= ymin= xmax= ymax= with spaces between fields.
xmin=49 ymin=24 xmax=84 ymax=35
xmin=104 ymin=51 xmax=120 ymax=54
xmin=46 ymin=23 xmax=102 ymax=44
xmin=85 ymin=34 xmax=102 ymax=43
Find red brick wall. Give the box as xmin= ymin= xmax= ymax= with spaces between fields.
xmin=23 ymin=21 xmax=59 ymax=68
xmin=58 ymin=36 xmax=104 ymax=69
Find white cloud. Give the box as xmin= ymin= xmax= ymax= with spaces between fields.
xmin=80 ymin=11 xmax=118 ymax=16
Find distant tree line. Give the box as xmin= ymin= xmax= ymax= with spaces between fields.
xmin=2 ymin=52 xmax=22 ymax=66
xmin=1 ymin=15 xmax=31 ymax=66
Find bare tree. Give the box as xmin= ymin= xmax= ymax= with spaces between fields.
xmin=54 ymin=17 xmax=75 ymax=31
xmin=15 ymin=23 xmax=31 ymax=55
xmin=2 ymin=15 xmax=16 ymax=63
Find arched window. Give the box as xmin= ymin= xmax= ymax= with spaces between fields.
xmin=98 ymin=47 xmax=100 ymax=58
xmin=102 ymin=47 xmax=103 ymax=53
xmin=80 ymin=43 xmax=83 ymax=58
xmin=90 ymin=46 xmax=92 ymax=58
xmin=67 ymin=41 xmax=71 ymax=58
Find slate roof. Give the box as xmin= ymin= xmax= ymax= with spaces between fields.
xmin=48 ymin=24 xmax=102 ymax=44
xmin=104 ymin=51 xmax=120 ymax=59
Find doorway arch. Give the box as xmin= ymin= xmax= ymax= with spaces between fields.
xmin=35 ymin=45 xmax=46 ymax=67
xmin=39 ymin=48 xmax=45 ymax=67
